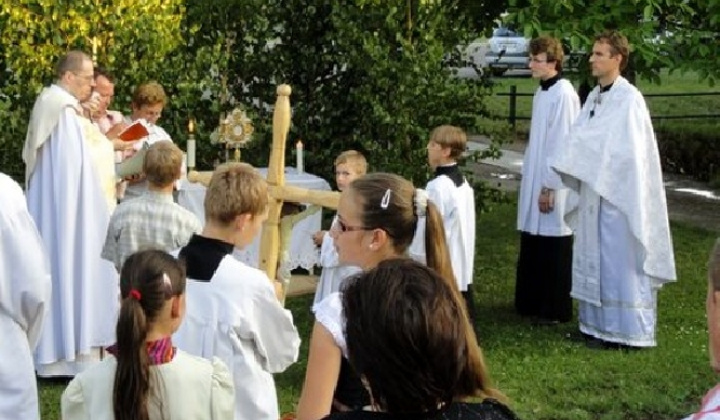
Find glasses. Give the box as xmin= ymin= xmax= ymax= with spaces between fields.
xmin=73 ymin=72 xmax=94 ymax=81
xmin=330 ymin=218 xmax=370 ymax=234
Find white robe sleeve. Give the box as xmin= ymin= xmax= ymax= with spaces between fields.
xmin=0 ymin=176 xmax=51 ymax=349
xmin=209 ymin=357 xmax=236 ymax=420
xmin=236 ymin=282 xmax=300 ymax=373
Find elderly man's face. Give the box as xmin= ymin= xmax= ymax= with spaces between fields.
xmin=68 ymin=59 xmax=95 ymax=102
xmin=93 ymin=75 xmax=114 ymax=115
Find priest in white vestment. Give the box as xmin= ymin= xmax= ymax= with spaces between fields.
xmin=22 ymin=51 xmax=119 ymax=376
xmin=516 ymin=36 xmax=580 ymax=324
xmin=0 ymin=173 xmax=51 ymax=420
xmin=550 ymin=31 xmax=676 ymax=348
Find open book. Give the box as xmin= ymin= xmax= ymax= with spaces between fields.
xmin=118 ymin=120 xmax=149 ymax=142
xmin=115 ymin=142 xmax=150 ymax=178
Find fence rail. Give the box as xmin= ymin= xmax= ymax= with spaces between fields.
xmin=497 ymin=85 xmax=720 ymax=127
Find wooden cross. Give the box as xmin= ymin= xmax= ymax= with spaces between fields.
xmin=188 ymin=84 xmax=339 ymax=288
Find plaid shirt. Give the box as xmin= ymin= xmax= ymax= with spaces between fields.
xmin=102 ymin=191 xmax=201 ymax=270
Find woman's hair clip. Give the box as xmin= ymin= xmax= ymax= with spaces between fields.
xmin=414 ymin=188 xmax=428 ymax=217
xmin=380 ymin=189 xmax=392 ymax=210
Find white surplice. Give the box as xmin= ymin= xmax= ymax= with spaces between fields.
xmin=0 ymin=173 xmax=51 ymax=420
xmin=24 ymin=85 xmax=119 ymax=376
xmin=410 ymin=167 xmax=476 ymax=292
xmin=551 ymin=76 xmax=676 ymax=347
xmin=517 ymin=78 xmax=579 ymax=236
xmin=313 ymin=214 xmax=362 ymax=308
xmin=173 ymin=254 xmax=300 ymax=420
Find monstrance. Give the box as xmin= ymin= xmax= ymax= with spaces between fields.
xmin=211 ymin=107 xmax=254 ymax=162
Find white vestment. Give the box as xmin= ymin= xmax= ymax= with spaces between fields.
xmin=517 ymin=78 xmax=579 ymax=236
xmin=173 ymin=253 xmax=300 ymax=420
xmin=551 ymin=76 xmax=676 ymax=347
xmin=410 ymin=167 xmax=476 ymax=291
xmin=61 ymin=351 xmax=235 ymax=420
xmin=0 ymin=173 xmax=51 ymax=420
xmin=313 ymin=214 xmax=362 ymax=308
xmin=24 ymin=84 xmax=119 ymax=376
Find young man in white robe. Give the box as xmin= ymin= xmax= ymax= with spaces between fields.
xmin=173 ymin=163 xmax=300 ymax=420
xmin=22 ymin=51 xmax=119 ymax=376
xmin=551 ymin=30 xmax=676 ymax=349
xmin=515 ymin=36 xmax=580 ymax=325
xmin=0 ymin=173 xmax=51 ymax=420
xmin=411 ymin=125 xmax=476 ymax=322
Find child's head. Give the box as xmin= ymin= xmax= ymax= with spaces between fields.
xmin=342 ymin=258 xmax=496 ymax=412
xmin=204 ymin=162 xmax=269 ymax=248
xmin=143 ymin=140 xmax=183 ymax=188
xmin=130 ymin=81 xmax=167 ymax=125
xmin=330 ymin=172 xmax=454 ymax=283
xmin=115 ymin=250 xmax=187 ymax=420
xmin=426 ymin=125 xmax=467 ymax=169
xmin=334 ymin=150 xmax=367 ymax=192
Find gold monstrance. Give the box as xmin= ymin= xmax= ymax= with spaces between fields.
xmin=211 ymin=107 xmax=254 ymax=162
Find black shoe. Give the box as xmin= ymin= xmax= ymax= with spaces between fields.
xmin=532 ymin=318 xmax=562 ymax=326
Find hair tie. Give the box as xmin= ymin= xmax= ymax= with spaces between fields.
xmin=129 ymin=289 xmax=142 ymax=301
xmin=414 ymin=188 xmax=428 ymax=217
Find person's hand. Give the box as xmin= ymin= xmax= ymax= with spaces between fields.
xmin=112 ymin=138 xmax=138 ymax=152
xmin=105 ymin=121 xmax=129 ymax=141
xmin=538 ymin=188 xmax=555 ymax=213
xmin=81 ymin=91 xmax=102 ymax=119
xmin=312 ymin=230 xmax=326 ymax=247
xmin=124 ymin=173 xmax=145 ymax=184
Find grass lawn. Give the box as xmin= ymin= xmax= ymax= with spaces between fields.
xmin=487 ymin=70 xmax=720 ymax=136
xmin=38 ymin=200 xmax=719 ymax=420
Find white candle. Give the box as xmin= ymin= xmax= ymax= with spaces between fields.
xmin=92 ymin=37 xmax=98 ymax=62
xmin=187 ymin=136 xmax=196 ymax=169
xmin=187 ymin=118 xmax=196 ymax=169
xmin=296 ymin=140 xmax=304 ymax=173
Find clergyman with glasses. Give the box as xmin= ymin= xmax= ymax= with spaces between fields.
xmin=550 ymin=30 xmax=676 ymax=350
xmin=21 ymin=50 xmax=119 ymax=377
xmin=515 ymin=36 xmax=580 ymax=326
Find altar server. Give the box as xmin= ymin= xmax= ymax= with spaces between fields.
xmin=174 ymin=162 xmax=300 ymax=420
xmin=515 ymin=36 xmax=580 ymax=325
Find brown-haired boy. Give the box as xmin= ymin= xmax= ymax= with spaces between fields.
xmin=173 ymin=162 xmax=300 ymax=420
xmin=102 ymin=140 xmax=200 ymax=271
xmin=311 ymin=150 xmax=368 ymax=307
xmin=411 ymin=125 xmax=476 ymax=321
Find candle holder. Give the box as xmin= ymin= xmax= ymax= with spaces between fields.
xmin=210 ymin=107 xmax=254 ymax=163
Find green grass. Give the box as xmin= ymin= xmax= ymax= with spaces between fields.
xmin=487 ymin=70 xmax=720 ymax=136
xmin=38 ymin=201 xmax=719 ymax=420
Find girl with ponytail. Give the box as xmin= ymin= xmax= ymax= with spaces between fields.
xmin=297 ymin=173 xmax=464 ymax=420
xmin=61 ymin=250 xmax=234 ymax=420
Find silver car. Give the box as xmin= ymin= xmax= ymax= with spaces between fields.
xmin=485 ymin=26 xmax=529 ymax=76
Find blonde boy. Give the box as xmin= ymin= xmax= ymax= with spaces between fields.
xmin=312 ymin=150 xmax=368 ymax=307
xmin=173 ymin=162 xmax=300 ymax=420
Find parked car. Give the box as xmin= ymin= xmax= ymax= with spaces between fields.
xmin=485 ymin=26 xmax=529 ymax=76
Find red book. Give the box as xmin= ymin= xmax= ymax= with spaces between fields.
xmin=118 ymin=120 xmax=149 ymax=142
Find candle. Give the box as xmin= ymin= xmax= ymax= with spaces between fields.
xmin=91 ymin=36 xmax=98 ymax=62
xmin=187 ymin=118 xmax=196 ymax=169
xmin=296 ymin=140 xmax=304 ymax=173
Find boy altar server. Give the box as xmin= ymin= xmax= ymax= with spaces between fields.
xmin=411 ymin=125 xmax=477 ymax=321
xmin=173 ymin=162 xmax=300 ymax=420
xmin=551 ymin=30 xmax=676 ymax=349
xmin=515 ymin=36 xmax=580 ymax=325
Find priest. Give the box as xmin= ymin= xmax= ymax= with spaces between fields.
xmin=0 ymin=172 xmax=51 ymax=420
xmin=515 ymin=36 xmax=580 ymax=325
xmin=22 ymin=50 xmax=119 ymax=376
xmin=551 ymin=31 xmax=676 ymax=349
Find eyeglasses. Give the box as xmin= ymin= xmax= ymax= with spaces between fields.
xmin=330 ymin=218 xmax=370 ymax=234
xmin=73 ymin=72 xmax=95 ymax=81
